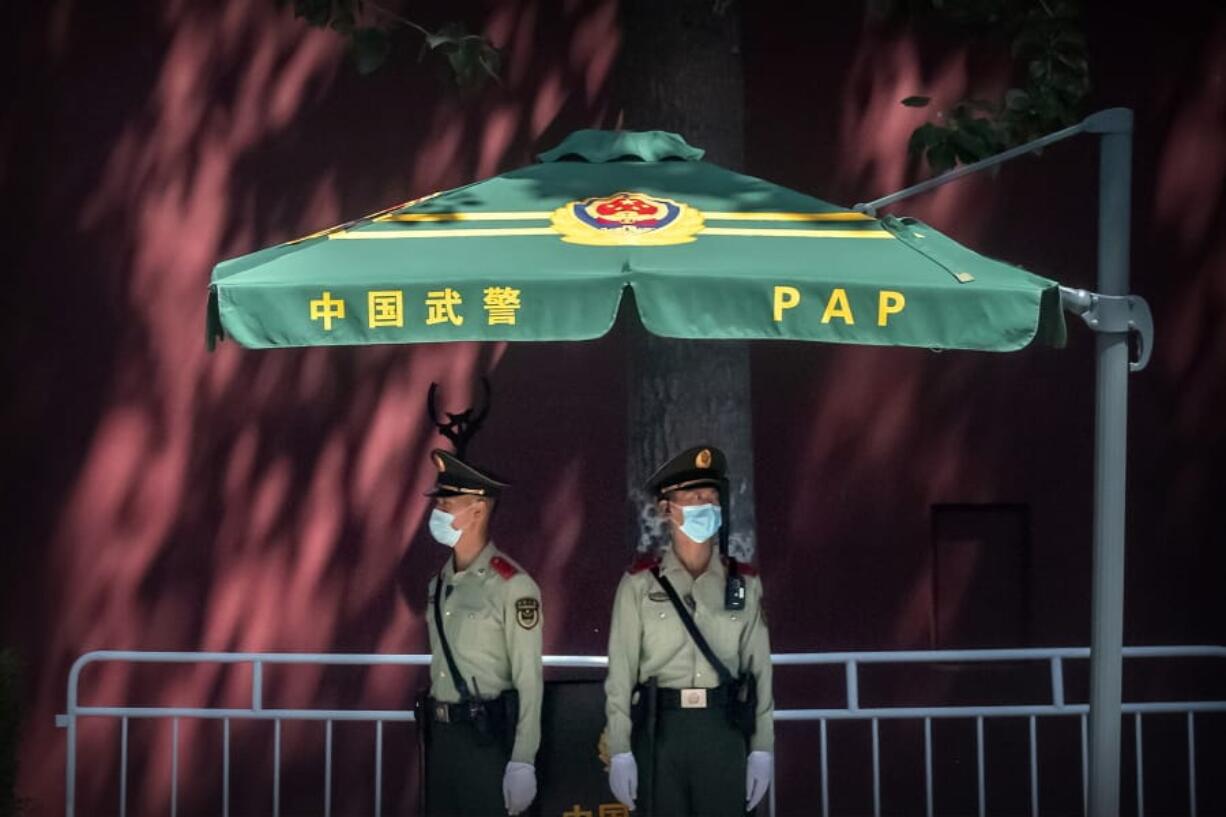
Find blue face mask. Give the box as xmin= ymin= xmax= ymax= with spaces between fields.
xmin=428 ymin=508 xmax=463 ymax=548
xmin=677 ymin=503 xmax=722 ymax=544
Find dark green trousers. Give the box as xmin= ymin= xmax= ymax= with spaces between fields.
xmin=633 ymin=707 xmax=748 ymax=817
xmin=425 ymin=720 xmax=509 ymax=817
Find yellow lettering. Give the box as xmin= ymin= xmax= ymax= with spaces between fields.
xmin=821 ymin=288 xmax=855 ymax=324
xmin=877 ymin=290 xmax=906 ymax=326
xmin=773 ymin=286 xmax=800 ymax=322
xmin=309 ymin=291 xmax=346 ymax=331
xmin=367 ymin=290 xmax=404 ymax=328
xmin=425 ymin=288 xmax=464 ymax=326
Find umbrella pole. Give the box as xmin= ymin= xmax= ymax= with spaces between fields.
xmin=1086 ymin=109 xmax=1133 ymax=817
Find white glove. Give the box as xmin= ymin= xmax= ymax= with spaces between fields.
xmin=609 ymin=751 xmax=638 ymax=809
xmin=502 ymin=761 xmax=537 ymax=815
xmin=746 ymin=750 xmax=773 ymax=811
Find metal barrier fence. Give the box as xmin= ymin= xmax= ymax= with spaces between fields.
xmin=60 ymin=646 xmax=1226 ymax=817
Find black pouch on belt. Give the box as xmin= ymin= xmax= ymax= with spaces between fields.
xmin=729 ymin=671 xmax=758 ymax=740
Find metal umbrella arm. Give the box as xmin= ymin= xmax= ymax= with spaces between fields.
xmin=1060 ymin=287 xmax=1154 ymax=372
xmin=853 ymin=109 xmax=1133 ymax=217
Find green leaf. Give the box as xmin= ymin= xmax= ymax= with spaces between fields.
xmin=1011 ymin=26 xmax=1046 ymax=58
xmin=425 ymin=21 xmax=469 ymax=51
xmin=927 ymin=142 xmax=957 ymax=174
xmin=350 ymin=27 xmax=391 ymax=75
xmin=963 ymin=116 xmax=1002 ymax=151
xmin=1056 ymin=53 xmax=1089 ymax=74
xmin=901 ymin=95 xmax=932 ymax=107
xmin=1053 ymin=28 xmax=1087 ymax=49
xmin=477 ymin=43 xmax=502 ymax=81
xmin=1004 ymin=88 xmax=1031 ymax=111
xmin=951 ymin=126 xmax=991 ymax=162
xmin=908 ymin=123 xmax=944 ymax=154
xmin=1028 ymin=57 xmax=1050 ymax=81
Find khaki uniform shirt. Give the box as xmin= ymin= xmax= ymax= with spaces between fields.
xmin=427 ymin=542 xmax=543 ymax=764
xmin=603 ymin=546 xmax=774 ymax=755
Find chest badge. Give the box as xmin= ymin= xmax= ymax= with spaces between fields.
xmin=515 ymin=597 xmax=541 ymax=630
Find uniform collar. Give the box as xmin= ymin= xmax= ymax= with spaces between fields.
xmin=660 ymin=543 xmax=724 ymax=582
xmin=442 ymin=540 xmax=497 ymax=580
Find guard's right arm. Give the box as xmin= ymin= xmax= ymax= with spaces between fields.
xmin=603 ymin=573 xmax=643 ymax=756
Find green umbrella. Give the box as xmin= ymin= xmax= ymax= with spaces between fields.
xmin=208 ymin=130 xmax=1066 ymax=352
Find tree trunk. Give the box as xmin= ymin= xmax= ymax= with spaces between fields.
xmin=615 ymin=0 xmax=756 ymax=559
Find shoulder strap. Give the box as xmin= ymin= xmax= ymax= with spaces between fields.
xmin=432 ymin=574 xmax=472 ymax=701
xmin=651 ymin=568 xmax=736 ymax=686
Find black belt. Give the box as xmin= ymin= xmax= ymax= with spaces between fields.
xmin=426 ymin=693 xmax=510 ymax=724
xmin=651 ymin=684 xmax=734 ymax=710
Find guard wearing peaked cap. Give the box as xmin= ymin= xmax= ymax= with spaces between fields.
xmin=418 ymin=389 xmax=543 ymax=817
xmin=425 ymin=448 xmax=508 ymax=499
xmin=645 ymin=444 xmax=728 ymax=496
xmin=603 ymin=445 xmax=776 ymax=816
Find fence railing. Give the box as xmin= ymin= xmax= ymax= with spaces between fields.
xmin=59 ymin=646 xmax=1226 ymax=817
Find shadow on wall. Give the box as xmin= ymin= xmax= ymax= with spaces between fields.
xmin=3 ymin=1 xmax=1226 ymax=815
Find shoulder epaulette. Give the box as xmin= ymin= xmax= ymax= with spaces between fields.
xmin=628 ymin=554 xmax=661 ymax=575
xmin=489 ymin=555 xmax=519 ymax=580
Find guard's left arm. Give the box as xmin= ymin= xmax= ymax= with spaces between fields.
xmin=741 ymin=575 xmax=775 ymax=753
xmin=504 ymin=573 xmax=544 ymax=764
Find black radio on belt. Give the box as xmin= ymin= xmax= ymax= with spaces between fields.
xmin=467 ymin=678 xmax=487 ymax=720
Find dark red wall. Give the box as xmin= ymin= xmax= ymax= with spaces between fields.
xmin=3 ymin=1 xmax=1224 ymax=814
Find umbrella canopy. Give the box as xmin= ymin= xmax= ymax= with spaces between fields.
xmin=208 ymin=130 xmax=1066 ymax=351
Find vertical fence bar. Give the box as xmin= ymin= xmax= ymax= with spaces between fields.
xmin=1187 ymin=712 xmax=1197 ymax=817
xmin=325 ymin=720 xmax=333 ymax=817
xmin=374 ymin=720 xmax=384 ymax=817
xmin=1081 ymin=713 xmax=1089 ymax=817
xmin=252 ymin=662 xmax=264 ymax=711
xmin=1029 ymin=716 xmax=1039 ymax=817
xmin=924 ymin=717 xmax=933 ymax=817
xmin=171 ymin=718 xmax=179 ymax=817
xmin=976 ymin=717 xmax=986 ymax=817
xmin=66 ymin=715 xmax=77 ymax=817
xmin=1135 ymin=713 xmax=1144 ymax=817
xmin=273 ymin=719 xmax=281 ymax=817
xmin=975 ymin=711 xmax=985 ymax=814
xmin=872 ymin=717 xmax=881 ymax=817
xmin=1051 ymin=658 xmax=1066 ymax=707
xmin=820 ymin=718 xmax=830 ymax=817
xmin=223 ymin=719 xmax=230 ymax=817
xmin=119 ymin=717 xmax=128 ymax=817
xmin=63 ymin=659 xmax=84 ymax=817
xmin=847 ymin=661 xmax=860 ymax=712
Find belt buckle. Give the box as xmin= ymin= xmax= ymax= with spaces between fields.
xmin=680 ymin=688 xmax=708 ymax=709
xmin=433 ymin=703 xmax=450 ymax=723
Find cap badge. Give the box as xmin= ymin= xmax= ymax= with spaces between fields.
xmin=695 ymin=449 xmax=713 ymax=469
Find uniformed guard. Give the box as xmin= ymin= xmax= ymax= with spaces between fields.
xmin=604 ymin=445 xmax=774 ymax=816
xmin=420 ymin=448 xmax=543 ymax=816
